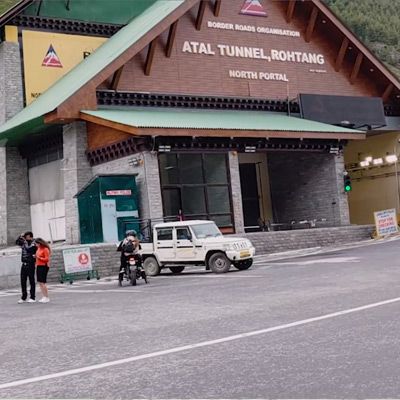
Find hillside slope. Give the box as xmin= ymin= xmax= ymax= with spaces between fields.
xmin=324 ymin=0 xmax=400 ymax=77
xmin=0 ymin=0 xmax=18 ymax=15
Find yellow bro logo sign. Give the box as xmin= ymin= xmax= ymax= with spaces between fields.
xmin=21 ymin=30 xmax=107 ymax=104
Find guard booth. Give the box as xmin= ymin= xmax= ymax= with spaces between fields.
xmin=75 ymin=174 xmax=139 ymax=244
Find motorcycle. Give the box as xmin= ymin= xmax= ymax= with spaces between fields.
xmin=119 ymin=256 xmax=148 ymax=286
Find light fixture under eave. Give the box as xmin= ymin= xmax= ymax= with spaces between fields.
xmin=245 ymin=146 xmax=256 ymax=153
xmin=373 ymin=158 xmax=383 ymax=165
xmin=158 ymin=145 xmax=172 ymax=153
xmin=360 ymin=161 xmax=369 ymax=167
xmin=386 ymin=155 xmax=398 ymax=163
xmin=365 ymin=156 xmax=373 ymax=162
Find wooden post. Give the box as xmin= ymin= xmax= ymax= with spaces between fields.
xmin=382 ymin=84 xmax=394 ymax=103
xmin=350 ymin=52 xmax=363 ymax=84
xmin=286 ymin=0 xmax=296 ymax=23
xmin=109 ymin=66 xmax=124 ymax=91
xmin=214 ymin=0 xmax=222 ymax=17
xmin=166 ymin=21 xmax=179 ymax=58
xmin=305 ymin=7 xmax=319 ymax=43
xmin=196 ymin=1 xmax=206 ymax=30
xmin=335 ymin=37 xmax=349 ymax=72
xmin=145 ymin=39 xmax=157 ymax=76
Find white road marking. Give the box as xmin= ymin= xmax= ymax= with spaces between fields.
xmin=52 ymin=289 xmax=144 ymax=294
xmin=263 ymin=257 xmax=361 ymax=266
xmin=2 ymin=295 xmax=400 ymax=390
xmin=203 ymin=275 xmax=264 ymax=278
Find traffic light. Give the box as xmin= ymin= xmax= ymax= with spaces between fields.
xmin=344 ymin=174 xmax=352 ymax=192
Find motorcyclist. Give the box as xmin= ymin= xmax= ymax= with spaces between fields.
xmin=117 ymin=230 xmax=142 ymax=282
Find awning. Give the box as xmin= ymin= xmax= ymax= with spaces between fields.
xmin=80 ymin=108 xmax=365 ymax=140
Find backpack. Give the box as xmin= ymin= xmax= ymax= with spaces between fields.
xmin=123 ymin=239 xmax=135 ymax=254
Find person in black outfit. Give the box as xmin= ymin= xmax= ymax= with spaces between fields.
xmin=16 ymin=232 xmax=37 ymax=304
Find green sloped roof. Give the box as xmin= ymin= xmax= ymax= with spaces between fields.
xmin=82 ymin=109 xmax=364 ymax=133
xmin=0 ymin=0 xmax=185 ymax=146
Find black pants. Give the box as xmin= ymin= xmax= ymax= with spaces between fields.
xmin=20 ymin=263 xmax=35 ymax=300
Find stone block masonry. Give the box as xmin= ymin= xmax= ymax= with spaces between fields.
xmin=244 ymin=225 xmax=374 ymax=254
xmin=6 ymin=148 xmax=31 ymax=243
xmin=268 ymin=152 xmax=350 ymax=226
xmin=229 ymin=152 xmax=245 ymax=234
xmin=0 ymin=41 xmax=30 ymax=246
xmin=63 ymin=122 xmax=93 ymax=244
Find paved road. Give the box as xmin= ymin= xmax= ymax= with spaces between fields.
xmin=1 ymin=237 xmax=400 ymax=399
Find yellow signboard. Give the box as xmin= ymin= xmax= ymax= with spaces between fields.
xmin=22 ymin=30 xmax=107 ymax=104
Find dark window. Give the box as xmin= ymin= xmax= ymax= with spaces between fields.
xmin=163 ymin=188 xmax=181 ymax=217
xmin=207 ymin=187 xmax=231 ymax=214
xmin=159 ymin=153 xmax=233 ymax=229
xmin=182 ymin=187 xmax=206 ymax=215
xmin=179 ymin=154 xmax=203 ymax=184
xmin=204 ymin=154 xmax=228 ymax=184
xmin=177 ymin=228 xmax=190 ymax=240
xmin=157 ymin=228 xmax=173 ymax=241
xmin=159 ymin=154 xmax=179 ymax=184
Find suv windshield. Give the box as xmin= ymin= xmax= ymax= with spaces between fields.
xmin=191 ymin=223 xmax=223 ymax=239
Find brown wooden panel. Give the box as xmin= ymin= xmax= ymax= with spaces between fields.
xmin=117 ymin=0 xmax=382 ymax=100
xmin=86 ymin=122 xmax=133 ymax=151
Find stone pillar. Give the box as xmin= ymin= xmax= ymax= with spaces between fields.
xmin=228 ymin=151 xmax=245 ymax=234
xmin=333 ymin=153 xmax=350 ymax=226
xmin=63 ymin=122 xmax=92 ymax=244
xmin=140 ymin=152 xmax=163 ymax=221
xmin=0 ymin=40 xmax=29 ymax=246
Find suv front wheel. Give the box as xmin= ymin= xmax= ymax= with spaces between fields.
xmin=208 ymin=252 xmax=231 ymax=274
xmin=143 ymin=257 xmax=160 ymax=276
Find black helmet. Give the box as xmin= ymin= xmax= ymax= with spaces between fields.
xmin=125 ymin=230 xmax=137 ymax=237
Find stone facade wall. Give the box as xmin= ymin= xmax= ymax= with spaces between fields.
xmin=268 ymin=152 xmax=350 ymax=226
xmin=334 ymin=154 xmax=351 ymax=225
xmin=0 ymin=41 xmax=30 ymax=246
xmin=0 ymin=42 xmax=24 ymax=122
xmin=244 ymin=225 xmax=374 ymax=254
xmin=6 ymin=148 xmax=31 ymax=243
xmin=63 ymin=122 xmax=92 ymax=244
xmin=228 ymin=152 xmax=245 ymax=234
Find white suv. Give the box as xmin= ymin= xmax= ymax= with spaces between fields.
xmin=140 ymin=220 xmax=255 ymax=275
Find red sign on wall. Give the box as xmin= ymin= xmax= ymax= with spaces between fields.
xmin=106 ymin=190 xmax=132 ymax=196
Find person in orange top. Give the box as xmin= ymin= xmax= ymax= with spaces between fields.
xmin=35 ymin=238 xmax=51 ymax=303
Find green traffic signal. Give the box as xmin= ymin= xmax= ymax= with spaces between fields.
xmin=344 ymin=175 xmax=352 ymax=192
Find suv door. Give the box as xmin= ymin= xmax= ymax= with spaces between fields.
xmin=175 ymin=227 xmax=196 ymax=260
xmin=155 ymin=227 xmax=175 ymax=261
